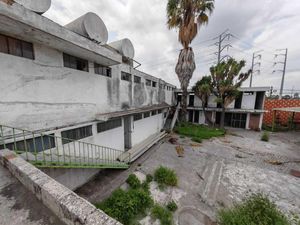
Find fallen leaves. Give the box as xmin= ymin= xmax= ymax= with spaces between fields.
xmin=176 ymin=145 xmax=184 ymax=157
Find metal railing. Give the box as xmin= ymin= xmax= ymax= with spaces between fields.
xmin=0 ymin=124 xmax=130 ymax=169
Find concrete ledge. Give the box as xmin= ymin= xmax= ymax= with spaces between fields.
xmin=0 ymin=149 xmax=122 ymax=225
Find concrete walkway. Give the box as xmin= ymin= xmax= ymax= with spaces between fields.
xmin=0 ymin=165 xmax=65 ymax=225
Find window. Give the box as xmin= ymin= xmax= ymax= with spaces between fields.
xmin=0 ymin=134 xmax=55 ymax=153
xmin=134 ymin=76 xmax=141 ymax=84
xmin=63 ymin=53 xmax=89 ymax=72
xmin=121 ymin=71 xmax=132 ymax=81
xmin=144 ymin=112 xmax=150 ymax=118
xmin=164 ymin=112 xmax=167 ymax=118
xmin=188 ymin=95 xmax=195 ymax=107
xmin=61 ymin=125 xmax=92 ymax=144
xmin=0 ymin=34 xmax=34 ymax=59
xmin=94 ymin=63 xmax=111 ymax=77
xmin=97 ymin=118 xmax=122 ymax=133
xmin=146 ymin=79 xmax=151 ymax=86
xmin=158 ymin=109 xmax=162 ymax=114
xmin=151 ymin=110 xmax=157 ymax=116
xmin=152 ymin=81 xmax=157 ymax=88
xmin=133 ymin=114 xmax=142 ymax=121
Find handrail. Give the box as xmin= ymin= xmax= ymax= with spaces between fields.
xmin=0 ymin=124 xmax=129 ymax=169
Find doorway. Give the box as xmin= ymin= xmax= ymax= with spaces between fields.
xmin=123 ymin=116 xmax=132 ymax=150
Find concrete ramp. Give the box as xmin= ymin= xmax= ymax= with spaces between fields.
xmin=118 ymin=131 xmax=167 ymax=163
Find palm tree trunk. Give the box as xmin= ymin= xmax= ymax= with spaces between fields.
xmin=202 ymin=104 xmax=213 ymax=126
xmin=176 ymin=47 xmax=196 ymax=122
xmin=220 ymin=106 xmax=225 ymax=129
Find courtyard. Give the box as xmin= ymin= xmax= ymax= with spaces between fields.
xmin=76 ymin=129 xmax=300 ymax=225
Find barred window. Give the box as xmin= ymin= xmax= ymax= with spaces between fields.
xmin=0 ymin=134 xmax=55 ymax=153
xmin=151 ymin=110 xmax=157 ymax=116
xmin=134 ymin=76 xmax=141 ymax=84
xmin=63 ymin=53 xmax=89 ymax=72
xmin=144 ymin=112 xmax=150 ymax=118
xmin=158 ymin=109 xmax=162 ymax=114
xmin=94 ymin=63 xmax=111 ymax=77
xmin=146 ymin=79 xmax=151 ymax=86
xmin=121 ymin=72 xmax=131 ymax=81
xmin=0 ymin=34 xmax=34 ymax=60
xmin=97 ymin=118 xmax=122 ymax=133
xmin=61 ymin=125 xmax=92 ymax=144
xmin=133 ymin=114 xmax=142 ymax=121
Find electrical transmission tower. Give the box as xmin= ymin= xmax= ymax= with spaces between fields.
xmin=249 ymin=50 xmax=263 ymax=87
xmin=214 ymin=30 xmax=233 ymax=64
xmin=273 ymin=48 xmax=288 ymax=99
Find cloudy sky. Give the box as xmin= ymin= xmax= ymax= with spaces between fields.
xmin=44 ymin=0 xmax=300 ymax=94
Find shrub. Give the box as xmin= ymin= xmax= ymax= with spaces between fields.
xmin=261 ymin=131 xmax=269 ymax=142
xmin=154 ymin=166 xmax=178 ymax=188
xmin=191 ymin=137 xmax=202 ymax=143
xmin=151 ymin=204 xmax=173 ymax=225
xmin=146 ymin=174 xmax=153 ymax=183
xmin=166 ymin=200 xmax=178 ymax=212
xmin=126 ymin=174 xmax=141 ymax=189
xmin=217 ymin=193 xmax=290 ymax=225
xmin=96 ymin=188 xmax=153 ymax=225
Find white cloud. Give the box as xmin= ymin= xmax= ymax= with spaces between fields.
xmin=44 ymin=0 xmax=300 ymax=92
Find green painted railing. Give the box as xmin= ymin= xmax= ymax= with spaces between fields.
xmin=0 ymin=124 xmax=129 ymax=169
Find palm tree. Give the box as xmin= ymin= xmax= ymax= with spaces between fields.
xmin=192 ymin=76 xmax=213 ymax=126
xmin=167 ymin=0 xmax=214 ymax=121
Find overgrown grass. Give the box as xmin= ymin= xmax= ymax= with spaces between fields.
xmin=151 ymin=204 xmax=173 ymax=225
xmin=154 ymin=166 xmax=178 ymax=189
xmin=218 ymin=193 xmax=291 ymax=225
xmin=96 ymin=173 xmax=153 ymax=225
xmin=191 ymin=137 xmax=202 ymax=143
xmin=174 ymin=122 xmax=225 ymax=140
xmin=261 ymin=131 xmax=269 ymax=142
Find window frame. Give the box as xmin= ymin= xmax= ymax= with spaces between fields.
xmin=94 ymin=63 xmax=111 ymax=77
xmin=61 ymin=125 xmax=93 ymax=144
xmin=97 ymin=118 xmax=122 ymax=133
xmin=63 ymin=53 xmax=89 ymax=72
xmin=134 ymin=76 xmax=141 ymax=84
xmin=121 ymin=71 xmax=132 ymax=82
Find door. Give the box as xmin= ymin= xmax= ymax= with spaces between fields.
xmin=124 ymin=116 xmax=132 ymax=150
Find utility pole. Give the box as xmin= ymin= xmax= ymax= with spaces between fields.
xmin=249 ymin=50 xmax=262 ymax=87
xmin=214 ymin=30 xmax=232 ymax=64
xmin=273 ymin=48 xmax=288 ymax=99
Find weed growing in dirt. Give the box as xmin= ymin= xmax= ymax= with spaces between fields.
xmin=191 ymin=137 xmax=202 ymax=143
xmin=126 ymin=174 xmax=141 ymax=189
xmin=154 ymin=166 xmax=178 ymax=189
xmin=166 ymin=200 xmax=178 ymax=212
xmin=261 ymin=131 xmax=269 ymax=142
xmin=218 ymin=193 xmax=290 ymax=225
xmin=152 ymin=204 xmax=173 ymax=225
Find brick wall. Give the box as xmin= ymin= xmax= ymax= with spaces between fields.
xmin=263 ymin=99 xmax=300 ymax=125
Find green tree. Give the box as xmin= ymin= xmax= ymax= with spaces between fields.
xmin=192 ymin=76 xmax=213 ymax=126
xmin=210 ymin=59 xmax=251 ymax=128
xmin=167 ymin=0 xmax=214 ymax=121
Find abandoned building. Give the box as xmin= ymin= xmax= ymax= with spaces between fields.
xmin=176 ymin=87 xmax=270 ymax=130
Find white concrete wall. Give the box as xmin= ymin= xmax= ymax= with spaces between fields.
xmin=131 ymin=113 xmax=163 ymax=146
xmin=241 ymin=92 xmax=257 ymax=109
xmin=194 ymin=96 xmax=202 ymax=107
xmin=0 ymin=43 xmax=175 ymax=132
xmin=207 ymin=96 xmax=217 ymax=108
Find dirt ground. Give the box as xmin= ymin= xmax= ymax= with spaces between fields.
xmin=76 ymin=129 xmax=300 ymax=225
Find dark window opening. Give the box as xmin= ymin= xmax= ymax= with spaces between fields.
xmin=152 ymin=81 xmax=157 ymax=88
xmin=188 ymin=110 xmax=193 ymax=122
xmin=121 ymin=71 xmax=132 ymax=82
xmin=134 ymin=76 xmax=141 ymax=84
xmin=188 ymin=95 xmax=195 ymax=107
xmin=63 ymin=53 xmax=88 ymax=72
xmin=216 ymin=113 xmax=247 ymax=128
xmin=151 ymin=110 xmax=157 ymax=116
xmin=194 ymin=110 xmax=199 ymax=123
xmin=158 ymin=109 xmax=162 ymax=114
xmin=164 ymin=112 xmax=167 ymax=118
xmin=234 ymin=93 xmax=243 ymax=109
xmin=94 ymin=63 xmax=111 ymax=77
xmin=97 ymin=118 xmax=122 ymax=133
xmin=0 ymin=134 xmax=55 ymax=153
xmin=177 ymin=95 xmax=182 ymax=105
xmin=134 ymin=114 xmax=142 ymax=121
xmin=255 ymin=92 xmax=265 ymax=110
xmin=144 ymin=112 xmax=150 ymax=118
xmin=146 ymin=79 xmax=151 ymax=86
xmin=0 ymin=34 xmax=34 ymax=60
xmin=61 ymin=125 xmax=92 ymax=144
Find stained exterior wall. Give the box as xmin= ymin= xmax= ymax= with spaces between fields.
xmin=263 ymin=99 xmax=300 ymax=125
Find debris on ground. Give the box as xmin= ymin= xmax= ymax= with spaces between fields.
xmin=176 ymin=146 xmax=184 ymax=157
xmin=190 ymin=143 xmax=201 ymax=147
xmin=235 ymin=154 xmax=246 ymax=159
xmin=264 ymin=160 xmax=283 ymax=165
xmin=196 ymin=171 xmax=204 ymax=180
xmin=290 ymin=169 xmax=300 ymax=178
xmin=169 ymin=137 xmax=178 ymax=145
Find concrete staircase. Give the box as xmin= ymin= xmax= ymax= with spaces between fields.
xmin=199 ymin=159 xmax=225 ymax=207
xmin=118 ymin=131 xmax=167 ymax=163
